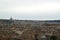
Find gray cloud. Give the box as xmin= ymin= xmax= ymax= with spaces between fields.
xmin=0 ymin=0 xmax=60 ymax=20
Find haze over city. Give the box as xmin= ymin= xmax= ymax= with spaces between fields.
xmin=0 ymin=0 xmax=60 ymax=20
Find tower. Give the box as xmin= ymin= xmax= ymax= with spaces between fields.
xmin=10 ymin=17 xmax=13 ymax=21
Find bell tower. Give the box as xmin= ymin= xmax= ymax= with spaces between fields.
xmin=10 ymin=17 xmax=13 ymax=21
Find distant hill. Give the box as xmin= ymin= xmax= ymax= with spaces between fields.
xmin=0 ymin=19 xmax=60 ymax=24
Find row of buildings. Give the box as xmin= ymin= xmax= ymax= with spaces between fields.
xmin=0 ymin=18 xmax=60 ymax=40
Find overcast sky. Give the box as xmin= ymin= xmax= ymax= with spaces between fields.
xmin=0 ymin=0 xmax=60 ymax=20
